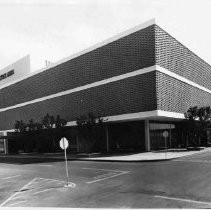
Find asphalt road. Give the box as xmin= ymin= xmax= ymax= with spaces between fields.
xmin=0 ymin=151 xmax=211 ymax=208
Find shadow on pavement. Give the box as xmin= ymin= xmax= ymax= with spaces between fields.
xmin=0 ymin=156 xmax=67 ymax=164
xmin=0 ymin=151 xmax=141 ymax=164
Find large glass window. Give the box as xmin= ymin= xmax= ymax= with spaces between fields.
xmin=0 ymin=139 xmax=5 ymax=153
xmin=149 ymin=122 xmax=177 ymax=150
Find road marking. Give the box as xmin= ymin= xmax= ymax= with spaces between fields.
xmin=82 ymin=167 xmax=125 ymax=173
xmin=32 ymin=188 xmax=53 ymax=195
xmin=38 ymin=164 xmax=53 ymax=167
xmin=7 ymin=200 xmax=27 ymax=206
xmin=22 ymin=187 xmax=44 ymax=193
xmin=11 ymin=195 xmax=25 ymax=200
xmin=46 ymin=180 xmax=62 ymax=184
xmin=1 ymin=175 xmax=21 ymax=180
xmin=86 ymin=171 xmax=130 ymax=184
xmin=94 ymin=172 xmax=117 ymax=179
xmin=37 ymin=177 xmax=65 ymax=183
xmin=0 ymin=177 xmax=37 ymax=207
xmin=0 ymin=177 xmax=67 ymax=207
xmin=154 ymin=195 xmax=211 ymax=206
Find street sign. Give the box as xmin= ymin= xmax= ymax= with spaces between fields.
xmin=162 ymin=131 xmax=169 ymax=159
xmin=59 ymin=137 xmax=75 ymax=188
xmin=60 ymin=137 xmax=69 ymax=150
xmin=163 ymin=130 xmax=169 ymax=138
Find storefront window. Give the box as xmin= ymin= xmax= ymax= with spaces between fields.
xmin=149 ymin=122 xmax=176 ymax=150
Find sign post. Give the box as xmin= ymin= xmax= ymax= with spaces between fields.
xmin=162 ymin=131 xmax=169 ymax=159
xmin=60 ymin=137 xmax=75 ymax=188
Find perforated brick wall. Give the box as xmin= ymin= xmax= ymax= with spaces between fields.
xmin=156 ymin=71 xmax=211 ymax=113
xmin=0 ymin=72 xmax=157 ymax=130
xmin=0 ymin=25 xmax=155 ymax=109
xmin=155 ymin=25 xmax=211 ymax=90
xmin=1 ymin=22 xmax=211 ymax=131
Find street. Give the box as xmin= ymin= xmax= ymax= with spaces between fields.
xmin=0 ymin=151 xmax=211 ymax=208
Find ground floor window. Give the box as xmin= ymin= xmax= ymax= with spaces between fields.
xmin=149 ymin=121 xmax=177 ymax=150
xmin=109 ymin=121 xmax=145 ymax=152
xmin=0 ymin=139 xmax=5 ymax=153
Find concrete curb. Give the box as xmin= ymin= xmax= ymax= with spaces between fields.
xmin=0 ymin=155 xmax=177 ymax=163
xmin=74 ymin=158 xmax=175 ymax=162
xmin=0 ymin=148 xmax=210 ymax=163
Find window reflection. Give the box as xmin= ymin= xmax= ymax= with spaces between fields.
xmin=149 ymin=122 xmax=176 ymax=150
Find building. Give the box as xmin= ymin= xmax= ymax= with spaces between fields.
xmin=1 ymin=19 xmax=211 ymax=154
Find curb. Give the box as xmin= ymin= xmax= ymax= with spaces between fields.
xmin=0 ymin=155 xmax=176 ymax=163
xmin=0 ymin=148 xmax=210 ymax=163
xmin=74 ymin=158 xmax=174 ymax=162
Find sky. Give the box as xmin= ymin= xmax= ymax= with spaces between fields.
xmin=0 ymin=0 xmax=211 ymax=72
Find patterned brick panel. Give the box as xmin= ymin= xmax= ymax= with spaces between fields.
xmin=156 ymin=71 xmax=211 ymax=113
xmin=0 ymin=72 xmax=157 ymax=130
xmin=155 ymin=25 xmax=211 ymax=90
xmin=0 ymin=25 xmax=155 ymax=109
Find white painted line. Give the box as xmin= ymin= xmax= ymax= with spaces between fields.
xmin=40 ymin=177 xmax=66 ymax=183
xmin=1 ymin=175 xmax=21 ymax=180
xmin=38 ymin=164 xmax=53 ymax=167
xmin=7 ymin=200 xmax=27 ymax=207
xmin=94 ymin=172 xmax=117 ymax=179
xmin=86 ymin=171 xmax=130 ymax=184
xmin=46 ymin=180 xmax=63 ymax=184
xmin=37 ymin=177 xmax=65 ymax=182
xmin=32 ymin=179 xmax=50 ymax=183
xmin=25 ymin=187 xmax=44 ymax=192
xmin=0 ymin=177 xmax=37 ymax=207
xmin=82 ymin=167 xmax=125 ymax=173
xmin=29 ymin=177 xmax=65 ymax=186
xmin=11 ymin=196 xmax=25 ymax=200
xmin=32 ymin=188 xmax=53 ymax=195
xmin=154 ymin=195 xmax=211 ymax=206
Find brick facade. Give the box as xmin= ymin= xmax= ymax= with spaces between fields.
xmin=156 ymin=71 xmax=211 ymax=113
xmin=0 ymin=22 xmax=211 ymax=132
xmin=155 ymin=25 xmax=211 ymax=90
xmin=0 ymin=25 xmax=155 ymax=109
xmin=0 ymin=72 xmax=157 ymax=130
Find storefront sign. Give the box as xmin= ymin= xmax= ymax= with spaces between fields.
xmin=0 ymin=69 xmax=14 ymax=81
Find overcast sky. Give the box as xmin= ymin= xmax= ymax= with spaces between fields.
xmin=0 ymin=0 xmax=211 ymax=72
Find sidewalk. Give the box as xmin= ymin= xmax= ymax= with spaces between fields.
xmin=82 ymin=147 xmax=211 ymax=162
xmin=0 ymin=147 xmax=210 ymax=162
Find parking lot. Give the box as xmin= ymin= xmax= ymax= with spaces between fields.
xmin=0 ymin=151 xmax=211 ymax=208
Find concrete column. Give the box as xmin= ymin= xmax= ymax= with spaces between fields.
xmin=76 ymin=136 xmax=80 ymax=153
xmin=4 ymin=139 xmax=8 ymax=154
xmin=169 ymin=124 xmax=172 ymax=148
xmin=106 ymin=126 xmax=109 ymax=153
xmin=3 ymin=131 xmax=8 ymax=154
xmin=145 ymin=120 xmax=151 ymax=152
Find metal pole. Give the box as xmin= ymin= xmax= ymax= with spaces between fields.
xmin=170 ymin=124 xmax=172 ymax=149
xmin=4 ymin=139 xmax=7 ymax=155
xmin=63 ymin=138 xmax=69 ymax=186
xmin=106 ymin=126 xmax=109 ymax=153
xmin=76 ymin=136 xmax=79 ymax=153
xmin=165 ymin=136 xmax=167 ymax=159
